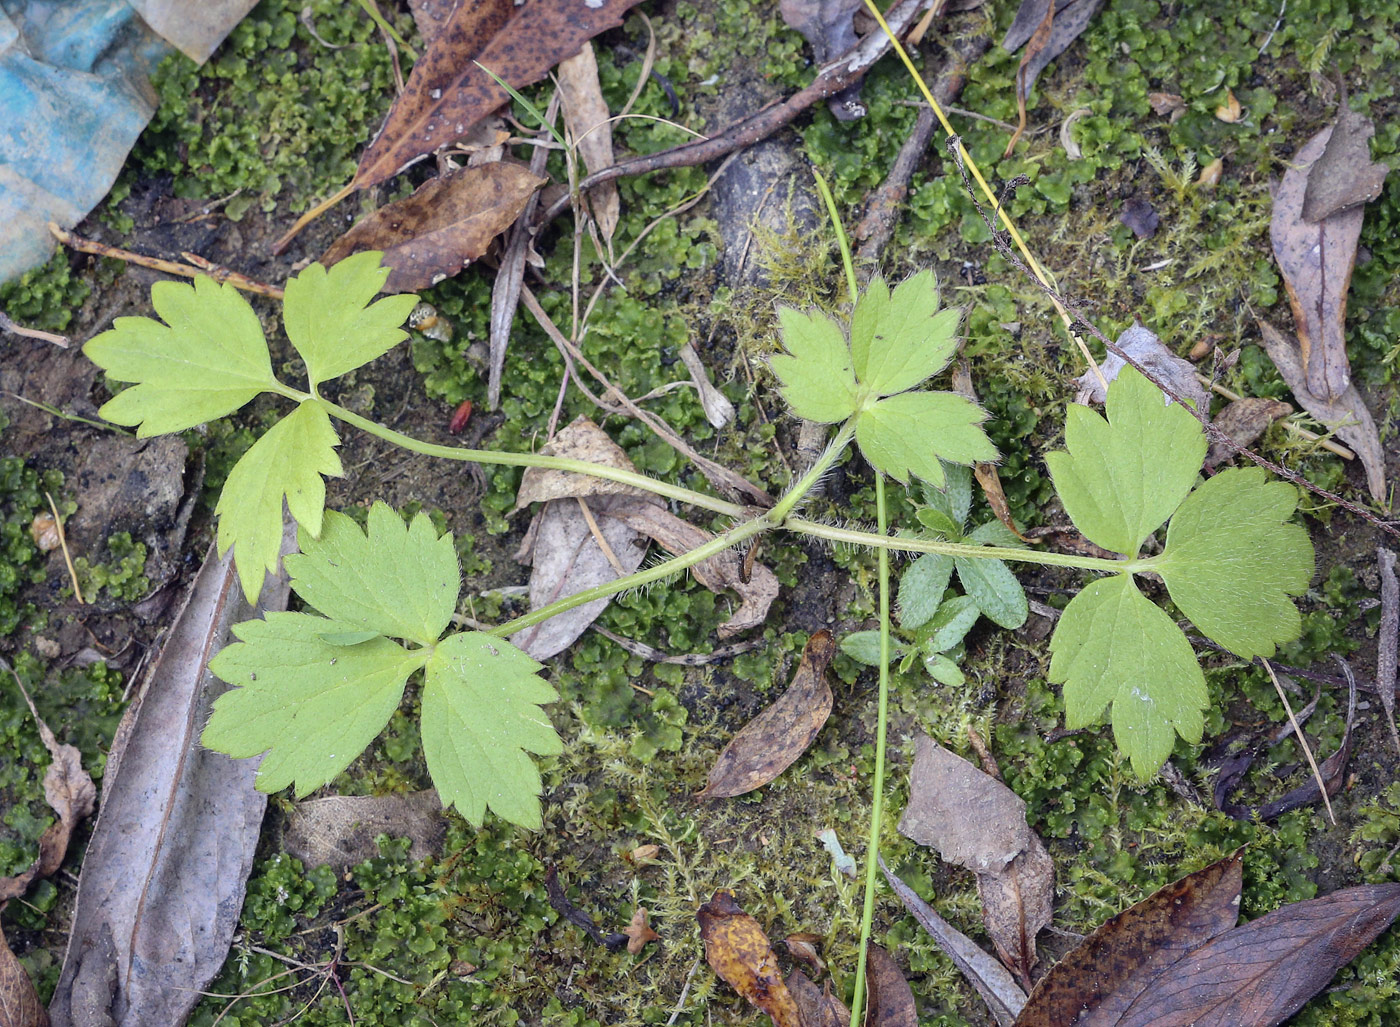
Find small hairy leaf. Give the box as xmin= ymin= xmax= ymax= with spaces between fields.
xmin=898 ymin=553 xmax=953 ymax=630
xmin=286 ymin=503 xmax=460 ymax=647
xmin=1045 ymin=365 xmax=1206 ymax=557
xmin=770 ymin=306 xmax=859 ymax=423
xmin=282 ymin=252 xmax=420 ymax=388
xmin=1049 ymin=574 xmax=1207 ymax=777
xmin=856 ymin=392 xmax=996 ymax=486
xmin=216 ymin=401 xmax=342 ymax=603
xmin=920 ymin=461 xmax=972 ymax=529
xmin=1156 ymin=468 xmax=1312 ymax=659
xmin=919 ymin=594 xmax=980 ymax=653
xmin=84 ymin=276 xmax=274 ymax=436
xmin=849 ymin=271 xmax=960 ymax=395
xmin=420 ymin=632 xmax=562 ymax=829
xmin=925 ymin=653 xmax=965 ymax=686
xmin=955 ymin=555 xmax=1028 ymax=629
xmin=840 ymin=631 xmax=894 ymax=666
xmin=205 ymin=613 xmax=425 ymax=796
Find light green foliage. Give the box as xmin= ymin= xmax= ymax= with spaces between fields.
xmin=0 ymin=456 xmax=65 ymax=635
xmin=215 ymin=402 xmax=342 ymax=602
xmin=848 ymin=272 xmax=961 ymax=395
xmin=1046 ymin=367 xmax=1313 ymax=776
xmin=85 ymin=277 xmax=275 ymax=436
xmin=73 ymin=531 xmax=150 ymax=602
xmin=855 ymin=392 xmax=996 ymax=487
xmin=282 ymin=252 xmax=419 ymax=389
xmin=769 ymin=307 xmax=857 ymax=422
xmin=897 ymin=553 xmax=953 ymax=630
xmin=204 ymin=503 xmax=561 ymax=828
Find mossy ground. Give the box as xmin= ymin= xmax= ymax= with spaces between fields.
xmin=2 ymin=0 xmax=1399 ymax=1023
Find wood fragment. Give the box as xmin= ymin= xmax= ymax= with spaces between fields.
xmin=48 ymin=223 xmax=285 ymax=299
xmin=1377 ymin=548 xmax=1400 ymax=753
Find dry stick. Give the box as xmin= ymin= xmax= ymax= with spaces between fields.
xmin=591 ymin=625 xmax=761 ymax=666
xmin=535 ymin=0 xmax=935 ymax=230
xmin=575 ymin=497 xmax=627 ymax=576
xmin=854 ymin=30 xmax=992 ymax=266
xmin=490 ymin=93 xmax=562 ymax=409
xmin=45 ymin=492 xmax=84 ymax=605
xmin=944 ymin=140 xmax=1400 ymax=541
xmin=1262 ymin=657 xmax=1335 ymax=826
xmin=48 ymin=223 xmax=286 ymax=299
xmin=0 ymin=310 xmax=68 ymax=348
xmin=519 ymin=285 xmax=773 ymax=506
xmin=1377 ymin=548 xmax=1400 ymax=753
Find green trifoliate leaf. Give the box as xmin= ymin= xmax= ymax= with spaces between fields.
xmin=898 ymin=553 xmax=953 ymax=630
xmin=955 ymin=555 xmax=1028 ymax=630
xmin=420 ymin=632 xmax=562 ymax=829
xmin=204 ymin=612 xmax=425 ymax=796
xmin=285 ymin=503 xmax=459 ymax=647
xmin=84 ymin=276 xmax=275 ymax=436
xmin=856 ymin=392 xmax=996 ymax=486
xmin=216 ymin=401 xmax=343 ymax=603
xmin=1155 ymin=467 xmax=1312 ymax=659
xmin=924 ymin=652 xmax=965 ymax=687
xmin=1049 ymin=574 xmax=1207 ymax=778
xmin=918 ymin=594 xmax=981 ymax=653
xmin=849 ymin=271 xmax=961 ymax=396
xmin=1045 ymin=365 xmax=1206 ymax=557
xmin=770 ymin=306 xmax=859 ymax=423
xmin=283 ymin=252 xmax=420 ymax=388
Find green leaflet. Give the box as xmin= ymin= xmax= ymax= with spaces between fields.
xmin=848 ymin=271 xmax=960 ymax=395
xmin=840 ymin=631 xmax=894 ymax=666
xmin=954 ymin=554 xmax=1028 ymax=630
xmin=898 ymin=553 xmax=953 ymax=630
xmin=1156 ymin=467 xmax=1312 ymax=659
xmin=917 ymin=594 xmax=981 ymax=653
xmin=216 ymin=401 xmax=342 ymax=603
xmin=285 ymin=503 xmax=459 ymax=646
xmin=771 ymin=306 xmax=859 ymax=423
xmin=421 ymin=632 xmax=563 ymax=829
xmin=1049 ymin=574 xmax=1207 ymax=778
xmin=205 ymin=612 xmax=426 ymax=796
xmin=1045 ymin=365 xmax=1206 ymax=557
xmin=855 ymin=392 xmax=997 ymax=486
xmin=283 ymin=252 xmax=420 ymax=389
xmin=84 ymin=276 xmax=275 ymax=436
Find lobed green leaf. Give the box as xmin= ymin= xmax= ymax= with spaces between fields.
xmin=770 ymin=306 xmax=859 ymax=423
xmin=855 ymin=392 xmax=996 ymax=487
xmin=849 ymin=271 xmax=960 ymax=396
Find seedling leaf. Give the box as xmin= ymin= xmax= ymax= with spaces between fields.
xmin=84 ymin=276 xmax=275 ymax=436
xmin=204 ymin=612 xmax=425 ymax=796
xmin=1156 ymin=467 xmax=1312 ymax=659
xmin=285 ymin=503 xmax=459 ymax=646
xmin=898 ymin=553 xmax=953 ymax=630
xmin=921 ymin=460 xmax=972 ymax=528
xmin=919 ymin=594 xmax=981 ymax=653
xmin=841 ymin=631 xmax=894 ymax=666
xmin=925 ymin=653 xmax=965 ymax=687
xmin=1045 ymin=365 xmax=1206 ymax=557
xmin=216 ymin=401 xmax=343 ymax=603
xmin=955 ymin=555 xmax=1028 ymax=629
xmin=1049 ymin=574 xmax=1207 ymax=777
xmin=849 ymin=271 xmax=960 ymax=395
xmin=856 ymin=392 xmax=996 ymax=486
xmin=283 ymin=252 xmax=420 ymax=388
xmin=770 ymin=306 xmax=859 ymax=423
xmin=421 ymin=632 xmax=562 ymax=829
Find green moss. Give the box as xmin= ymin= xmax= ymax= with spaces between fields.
xmin=0 ymin=253 xmax=90 ymax=334
xmin=72 ymin=531 xmax=150 ymax=602
xmin=0 ymin=454 xmax=65 ymax=636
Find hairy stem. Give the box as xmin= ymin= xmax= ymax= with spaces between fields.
xmin=767 ymin=421 xmax=857 ymax=524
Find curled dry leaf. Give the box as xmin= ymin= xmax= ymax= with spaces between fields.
xmin=322 ymin=162 xmax=545 ymax=292
xmin=1302 ymin=105 xmax=1390 ymax=222
xmin=557 ymin=44 xmax=621 ymax=242
xmin=29 ymin=512 xmax=59 ymax=552
xmin=951 ymin=362 xmax=1027 ymax=541
xmin=1204 ymin=397 xmax=1292 ymax=471
xmin=1073 ymin=323 xmax=1209 ymax=413
xmin=865 ymin=943 xmax=918 ymax=1027
xmin=696 ymin=630 xmax=836 ymax=799
xmin=779 ymin=0 xmax=867 ymax=119
xmin=784 ymin=933 xmax=826 ymax=973
xmin=1214 ymin=88 xmax=1242 ymax=123
xmin=1270 ymin=122 xmax=1365 ymax=401
xmin=1256 ymin=319 xmax=1385 ymax=502
xmin=697 ymin=890 xmax=802 ymax=1027
xmin=679 ymin=342 xmax=736 ymax=429
xmin=1196 ymin=156 xmax=1224 ymax=188
xmin=898 ymin=735 xmax=1053 ymax=988
xmin=1002 ymin=0 xmax=1104 ymax=153
xmin=1147 ymin=92 xmax=1185 ymax=119
xmin=623 ymin=907 xmax=660 ymax=955
xmin=787 ymin=969 xmax=848 ymax=1027
xmin=0 ymin=925 xmax=48 ymax=1027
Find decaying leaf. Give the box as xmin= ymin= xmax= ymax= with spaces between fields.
xmin=1270 ymin=123 xmax=1365 ymax=401
xmin=865 ymin=943 xmax=917 ymax=1027
xmin=1118 ymin=197 xmax=1159 ymax=239
xmin=1147 ymin=92 xmax=1185 ymax=120
xmin=696 ymin=630 xmax=836 ymax=799
xmin=679 ymin=343 xmax=737 ymax=429
xmin=282 ymin=790 xmax=445 ymax=869
xmin=514 ymin=417 xmax=656 ymax=509
xmin=0 ymin=669 xmax=97 ymax=903
xmin=1002 ymin=0 xmax=1104 ymax=153
xmin=1303 ymin=105 xmax=1390 ymax=222
xmin=545 ymin=866 xmax=628 ymax=951
xmin=1196 ymin=156 xmax=1224 ymax=188
xmin=784 ymin=933 xmax=826 ymax=973
xmin=623 ymin=907 xmax=660 ymax=955
xmin=1204 ymin=397 xmax=1292 ymax=471
xmin=951 ymin=362 xmax=1027 ymax=540
xmin=127 ymin=0 xmax=259 ymax=63
xmin=697 ymin=890 xmax=802 ymax=1027
xmin=779 ymin=0 xmax=867 ymax=119
xmin=558 ymin=43 xmax=621 ymax=242
xmin=881 ymin=857 xmax=1026 ymax=1027
xmin=322 ymin=162 xmax=544 ymax=291
xmin=1256 ymin=319 xmax=1385 ymax=501
xmin=1014 ymin=853 xmax=1244 ymax=1027
xmin=355 ymin=0 xmax=646 ymax=190
xmin=29 ymin=513 xmax=59 ymax=552
xmin=787 ymin=969 xmax=848 ymax=1027
xmin=0 ymin=926 xmax=47 ymax=1027
xmin=1073 ymin=323 xmax=1209 ymax=413
xmin=898 ymin=735 xmax=1053 ymax=988
xmin=1214 ymin=88 xmax=1242 ymax=123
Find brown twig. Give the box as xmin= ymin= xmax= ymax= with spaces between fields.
xmin=49 ymin=223 xmax=285 ymax=299
xmin=591 ymin=626 xmax=762 ymax=665
xmin=46 ymin=492 xmax=84 ymax=605
xmin=0 ymin=310 xmax=69 ymax=348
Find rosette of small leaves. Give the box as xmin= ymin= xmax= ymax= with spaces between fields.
xmin=203 ymin=503 xmax=562 ymax=829
xmin=768 ymin=271 xmax=997 ymax=487
xmin=84 ymin=252 xmax=418 ymax=602
xmin=1045 ymin=366 xmax=1313 ymax=777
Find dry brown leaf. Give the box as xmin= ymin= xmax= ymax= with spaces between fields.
xmin=29 ymin=513 xmax=59 ymax=552
xmin=779 ymin=0 xmax=867 ymax=119
xmin=615 ymin=504 xmax=779 ymax=637
xmin=696 ymin=630 xmax=836 ymax=799
xmin=1378 ymin=548 xmax=1400 ymax=753
xmin=0 ymin=926 xmax=48 ymax=1027
xmin=1073 ymin=323 xmax=1209 ymax=413
xmin=623 ymin=907 xmax=660 ymax=955
xmin=514 ymin=417 xmax=655 ymax=509
xmin=679 ymin=343 xmax=736 ymax=429
xmin=784 ymin=933 xmax=826 ymax=973
xmin=282 ymin=790 xmax=444 ymax=869
xmin=557 ymin=44 xmax=621 ymax=242
xmin=127 ymin=0 xmax=258 ymax=63
xmin=1147 ymin=91 xmax=1185 ymax=119
xmin=697 ymin=890 xmax=802 ymax=1027
xmin=898 ymin=734 xmax=1053 ymax=988
xmin=1303 ymin=106 xmax=1390 ymax=221
xmin=952 ymin=362 xmax=1027 ymax=541
xmin=1002 ymin=0 xmax=1103 ymax=154
xmin=1205 ymin=397 xmax=1292 ymax=471
xmin=1270 ymin=123 xmax=1365 ymax=401
xmin=1196 ymin=156 xmax=1224 ymax=187
xmin=787 ymin=969 xmax=848 ymax=1027
xmin=1256 ymin=319 xmax=1385 ymax=501
xmin=406 ymin=0 xmax=467 ymax=43
xmin=322 ymin=162 xmax=544 ymax=291
xmin=1214 ymin=88 xmax=1242 ymax=123
xmin=865 ymin=944 xmax=917 ymax=1027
